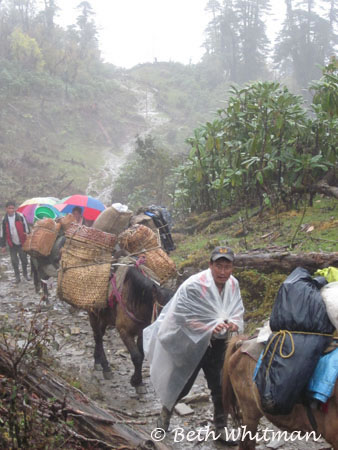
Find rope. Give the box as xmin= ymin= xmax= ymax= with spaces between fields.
xmin=151 ymin=300 xmax=164 ymax=323
xmin=263 ymin=330 xmax=334 ymax=377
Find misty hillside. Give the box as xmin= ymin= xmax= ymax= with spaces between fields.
xmin=0 ymin=0 xmax=336 ymax=210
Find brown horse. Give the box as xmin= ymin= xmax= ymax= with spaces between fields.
xmin=88 ymin=266 xmax=173 ymax=392
xmin=30 ymin=237 xmax=173 ymax=391
xmin=222 ymin=336 xmax=338 ymax=450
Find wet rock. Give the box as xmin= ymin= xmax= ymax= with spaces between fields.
xmin=175 ymin=403 xmax=194 ymax=416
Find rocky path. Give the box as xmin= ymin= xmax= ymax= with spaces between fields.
xmin=0 ymin=255 xmax=332 ymax=449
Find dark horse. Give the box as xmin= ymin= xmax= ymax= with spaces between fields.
xmin=30 ymin=235 xmax=66 ymax=301
xmin=89 ymin=267 xmax=173 ymax=391
xmin=222 ymin=336 xmax=338 ymax=450
xmin=29 ymin=237 xmax=173 ymax=391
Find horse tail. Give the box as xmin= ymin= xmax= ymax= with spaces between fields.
xmin=222 ymin=335 xmax=243 ymax=425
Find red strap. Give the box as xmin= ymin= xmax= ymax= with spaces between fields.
xmin=108 ymin=273 xmax=146 ymax=324
xmin=135 ymin=255 xmax=147 ymax=276
xmin=108 ymin=274 xmax=122 ymax=308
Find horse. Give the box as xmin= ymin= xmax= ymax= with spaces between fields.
xmin=30 ymin=235 xmax=66 ymax=301
xmin=29 ymin=234 xmax=174 ymax=392
xmin=222 ymin=336 xmax=338 ymax=450
xmin=88 ymin=266 xmax=173 ymax=392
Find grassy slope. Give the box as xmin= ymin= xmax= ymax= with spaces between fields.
xmin=0 ymin=61 xmax=228 ymax=206
xmin=171 ymin=196 xmax=338 ymax=332
xmin=0 ymin=66 xmax=145 ymax=206
xmin=129 ymin=62 xmax=228 ymax=152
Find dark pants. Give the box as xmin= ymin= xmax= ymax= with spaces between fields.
xmin=177 ymin=338 xmax=227 ymax=426
xmin=9 ymin=244 xmax=28 ymax=279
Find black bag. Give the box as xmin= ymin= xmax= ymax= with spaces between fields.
xmin=145 ymin=206 xmax=175 ymax=253
xmin=255 ymin=267 xmax=333 ymax=415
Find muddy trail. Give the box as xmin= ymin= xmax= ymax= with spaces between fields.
xmin=0 ymin=254 xmax=332 ymax=450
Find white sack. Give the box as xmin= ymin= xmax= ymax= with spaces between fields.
xmin=143 ymin=268 xmax=244 ymax=410
xmin=321 ymin=281 xmax=338 ymax=330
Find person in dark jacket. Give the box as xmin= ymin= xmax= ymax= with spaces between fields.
xmin=1 ymin=201 xmax=30 ymax=283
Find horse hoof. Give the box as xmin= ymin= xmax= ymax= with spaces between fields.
xmin=103 ymin=370 xmax=113 ymax=380
xmin=94 ymin=364 xmax=102 ymax=371
xmin=135 ymin=384 xmax=147 ymax=395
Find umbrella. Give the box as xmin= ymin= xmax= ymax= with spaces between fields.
xmin=17 ymin=197 xmax=60 ymax=224
xmin=54 ymin=195 xmax=105 ymax=221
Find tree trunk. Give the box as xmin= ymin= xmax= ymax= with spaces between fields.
xmin=0 ymin=346 xmax=169 ymax=450
xmin=234 ymin=251 xmax=338 ymax=273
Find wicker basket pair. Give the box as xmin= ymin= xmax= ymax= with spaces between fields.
xmin=23 ymin=219 xmax=61 ymax=257
xmin=118 ymin=225 xmax=176 ymax=284
xmin=57 ymin=225 xmax=117 ymax=310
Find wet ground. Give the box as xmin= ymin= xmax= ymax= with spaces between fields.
xmin=0 ymin=255 xmax=332 ymax=449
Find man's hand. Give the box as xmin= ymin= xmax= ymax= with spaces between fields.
xmin=1 ymin=247 xmax=6 ymax=254
xmin=213 ymin=321 xmax=239 ymax=336
xmin=213 ymin=322 xmax=228 ymax=334
xmin=227 ymin=322 xmax=239 ymax=332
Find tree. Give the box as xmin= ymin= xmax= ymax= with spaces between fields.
xmin=9 ymin=27 xmax=44 ymax=70
xmin=274 ymin=0 xmax=336 ymax=89
xmin=202 ymin=0 xmax=271 ymax=83
xmin=174 ymin=66 xmax=336 ymax=215
xmin=42 ymin=0 xmax=58 ymax=30
xmin=76 ymin=1 xmax=98 ymax=60
xmin=112 ymin=135 xmax=179 ymax=209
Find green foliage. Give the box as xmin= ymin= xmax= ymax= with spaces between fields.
xmin=9 ymin=27 xmax=45 ymax=71
xmin=174 ymin=64 xmax=337 ymax=214
xmin=112 ymin=135 xmax=180 ymax=210
xmin=309 ymin=57 xmax=338 ymax=166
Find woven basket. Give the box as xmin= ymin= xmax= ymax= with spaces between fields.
xmin=65 ymin=223 xmax=116 ymax=250
xmin=139 ymin=248 xmax=176 ymax=284
xmin=57 ymin=224 xmax=115 ymax=310
xmin=118 ymin=224 xmax=159 ymax=254
xmin=23 ymin=220 xmax=61 ymax=257
xmin=61 ymin=240 xmax=111 ymax=266
xmin=57 ymin=262 xmax=110 ymax=310
xmin=57 ymin=234 xmax=112 ymax=310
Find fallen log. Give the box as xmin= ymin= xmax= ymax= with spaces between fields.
xmin=234 ymin=251 xmax=338 ymax=274
xmin=0 ymin=345 xmax=169 ymax=450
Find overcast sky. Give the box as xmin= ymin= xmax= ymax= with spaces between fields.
xmin=56 ymin=0 xmax=285 ymax=69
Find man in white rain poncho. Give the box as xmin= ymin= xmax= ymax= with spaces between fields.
xmin=143 ymin=246 xmax=244 ymax=443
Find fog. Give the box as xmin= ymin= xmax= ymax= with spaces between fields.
xmin=56 ymin=0 xmax=286 ymax=68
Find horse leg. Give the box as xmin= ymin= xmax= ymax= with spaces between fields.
xmin=237 ymin=414 xmax=260 ymax=450
xmin=88 ymin=311 xmax=113 ymax=380
xmin=135 ymin=334 xmax=146 ymax=394
xmin=118 ymin=327 xmax=144 ymax=390
xmin=231 ymin=362 xmax=262 ymax=450
xmin=40 ymin=278 xmax=49 ymax=302
xmin=31 ymin=258 xmax=40 ymax=294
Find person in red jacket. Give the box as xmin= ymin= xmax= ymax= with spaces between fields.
xmin=1 ymin=201 xmax=30 ymax=283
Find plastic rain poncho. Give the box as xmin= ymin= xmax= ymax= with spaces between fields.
xmin=143 ymin=268 xmax=244 ymax=410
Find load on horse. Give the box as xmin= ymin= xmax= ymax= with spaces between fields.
xmin=222 ymin=268 xmax=338 ymax=449
xmin=222 ymin=337 xmax=338 ymax=449
xmin=24 ymin=204 xmax=177 ymax=391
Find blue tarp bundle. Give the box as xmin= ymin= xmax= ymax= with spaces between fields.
xmin=254 ymin=267 xmax=334 ymax=415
